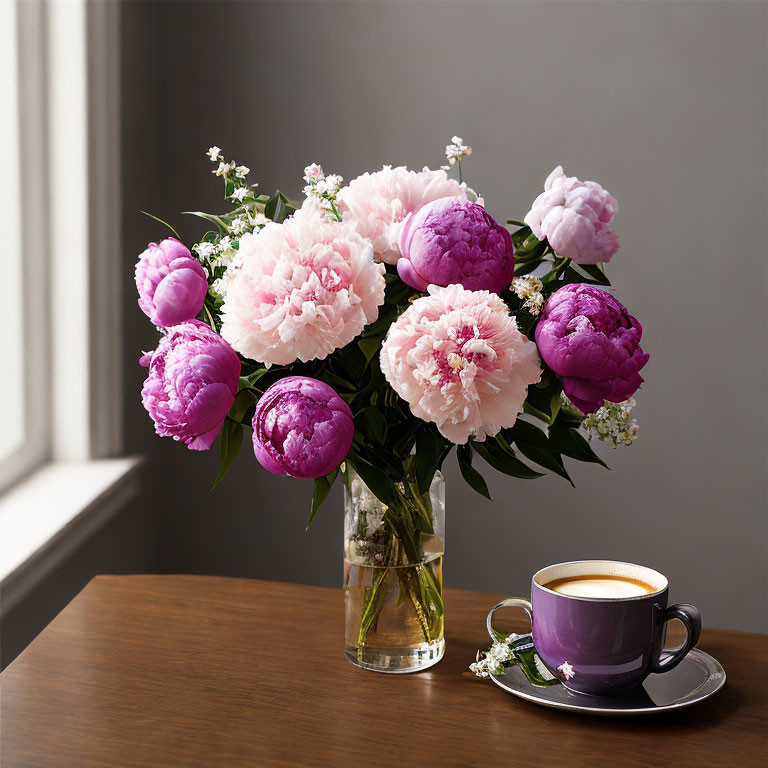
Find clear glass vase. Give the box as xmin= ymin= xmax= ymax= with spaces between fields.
xmin=343 ymin=467 xmax=445 ymax=673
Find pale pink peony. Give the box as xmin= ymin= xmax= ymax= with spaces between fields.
xmin=337 ymin=166 xmax=473 ymax=265
xmin=524 ymin=166 xmax=619 ymax=265
xmin=380 ymin=284 xmax=541 ymax=444
xmin=219 ymin=203 xmax=385 ymax=366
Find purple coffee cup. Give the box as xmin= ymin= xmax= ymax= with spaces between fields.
xmin=486 ymin=560 xmax=702 ymax=696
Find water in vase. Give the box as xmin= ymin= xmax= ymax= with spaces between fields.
xmin=343 ymin=469 xmax=445 ymax=673
xmin=344 ymin=551 xmax=444 ymax=672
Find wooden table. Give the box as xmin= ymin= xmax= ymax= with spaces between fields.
xmin=1 ymin=576 xmax=765 ymax=767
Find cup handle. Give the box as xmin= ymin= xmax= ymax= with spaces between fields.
xmin=650 ymin=603 xmax=702 ymax=673
xmin=486 ymin=598 xmax=533 ymax=642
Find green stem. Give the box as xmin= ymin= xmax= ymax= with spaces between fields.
xmin=357 ymin=566 xmax=391 ymax=660
xmin=353 ymin=472 xmax=444 ymax=652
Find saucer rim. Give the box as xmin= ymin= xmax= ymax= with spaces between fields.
xmin=488 ymin=647 xmax=726 ymax=716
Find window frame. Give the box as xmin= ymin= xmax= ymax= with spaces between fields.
xmin=0 ymin=0 xmax=51 ymax=492
xmin=0 ymin=0 xmax=123 ymax=494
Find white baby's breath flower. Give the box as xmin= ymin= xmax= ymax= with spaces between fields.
xmin=193 ymin=241 xmax=217 ymax=259
xmin=577 ymin=397 xmax=640 ymax=448
xmin=231 ymin=187 xmax=249 ymax=202
xmin=230 ymin=217 xmax=247 ymax=235
xmin=212 ymin=276 xmax=228 ymax=297
xmin=207 ymin=146 xmax=222 ymax=161
xmin=511 ymin=276 xmax=544 ymax=315
xmin=511 ymin=276 xmax=542 ymax=298
xmin=445 ymin=136 xmax=472 ymax=163
xmin=525 ymin=293 xmax=544 ymax=315
xmin=469 ymin=659 xmax=490 ymax=678
xmin=324 ymin=174 xmax=343 ymax=191
xmin=250 ymin=212 xmax=269 ymax=227
xmin=235 ymin=165 xmax=250 ymax=178
xmin=304 ymin=166 xmax=342 ymax=220
xmin=303 ymin=163 xmax=324 ymax=182
xmin=470 ymin=631 xmax=521 ymax=678
xmin=214 ymin=161 xmax=232 ymax=177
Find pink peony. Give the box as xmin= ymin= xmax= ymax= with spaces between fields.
xmin=535 ymin=284 xmax=649 ymax=414
xmin=524 ymin=166 xmax=619 ymax=265
xmin=336 ymin=166 xmax=472 ymax=265
xmin=380 ymin=284 xmax=541 ymax=444
xmin=140 ymin=321 xmax=241 ymax=451
xmin=219 ymin=203 xmax=385 ymax=366
xmin=135 ymin=238 xmax=208 ymax=326
xmin=252 ymin=376 xmax=354 ymax=479
xmin=397 ymin=198 xmax=515 ymax=293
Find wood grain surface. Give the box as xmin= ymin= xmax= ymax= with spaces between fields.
xmin=1 ymin=575 xmax=765 ymax=767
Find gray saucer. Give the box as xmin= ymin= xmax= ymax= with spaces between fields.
xmin=489 ymin=648 xmax=725 ymax=715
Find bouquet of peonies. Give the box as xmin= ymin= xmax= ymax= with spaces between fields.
xmin=135 ymin=139 xmax=649 ymax=669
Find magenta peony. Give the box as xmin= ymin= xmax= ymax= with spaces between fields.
xmin=380 ymin=284 xmax=541 ymax=444
xmin=252 ymin=376 xmax=354 ymax=479
xmin=140 ymin=321 xmax=240 ymax=450
xmin=135 ymin=238 xmax=208 ymax=326
xmin=219 ymin=203 xmax=385 ymax=366
xmin=535 ymin=284 xmax=649 ymax=414
xmin=397 ymin=198 xmax=515 ymax=294
xmin=336 ymin=166 xmax=472 ymax=265
xmin=524 ymin=166 xmax=619 ymax=265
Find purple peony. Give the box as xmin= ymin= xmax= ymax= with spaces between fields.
xmin=535 ymin=284 xmax=649 ymax=414
xmin=252 ymin=376 xmax=354 ymax=479
xmin=397 ymin=198 xmax=515 ymax=294
xmin=524 ymin=166 xmax=619 ymax=265
xmin=135 ymin=238 xmax=208 ymax=326
xmin=140 ymin=321 xmax=240 ymax=450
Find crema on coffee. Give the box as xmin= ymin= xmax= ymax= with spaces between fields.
xmin=544 ymin=575 xmax=657 ymax=598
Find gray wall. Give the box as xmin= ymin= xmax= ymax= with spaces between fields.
xmin=121 ymin=0 xmax=767 ymax=632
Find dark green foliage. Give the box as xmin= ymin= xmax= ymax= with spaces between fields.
xmin=211 ymin=418 xmax=243 ymax=491
xmin=457 ymin=444 xmax=492 ymax=500
xmin=307 ymin=468 xmax=339 ymax=529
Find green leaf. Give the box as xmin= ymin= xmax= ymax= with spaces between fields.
xmin=513 ymin=258 xmax=544 ymax=277
xmin=503 ymin=420 xmax=574 ymax=485
xmin=473 ymin=440 xmax=543 ymax=480
xmin=575 ymin=263 xmax=611 ymax=286
xmin=211 ymin=418 xmax=243 ymax=491
xmin=357 ymin=406 xmax=387 ymax=444
xmin=541 ymin=257 xmax=571 ymax=284
xmin=357 ymin=335 xmax=381 ymax=364
xmin=548 ymin=422 xmax=608 ymax=467
xmin=306 ymin=468 xmax=339 ymax=529
xmin=515 ymin=443 xmax=574 ymax=486
xmin=523 ymin=400 xmax=552 ymax=423
xmin=457 ymin=444 xmax=491 ymax=500
xmin=506 ymin=419 xmax=551 ymax=449
xmin=229 ymin=388 xmax=258 ymax=423
xmin=348 ymin=456 xmax=400 ymax=509
xmin=523 ymin=375 xmax=563 ymax=425
xmin=390 ymin=420 xmax=421 ymax=457
xmin=549 ymin=391 xmax=562 ymax=424
xmin=239 ymin=369 xmax=269 ymax=389
xmin=506 ymin=219 xmax=527 ymax=227
xmin=264 ymin=191 xmax=294 ymax=223
xmin=140 ymin=210 xmax=181 ymax=239
xmin=182 ymin=210 xmax=230 ymax=233
xmin=414 ymin=427 xmax=443 ymax=494
xmin=508 ymin=635 xmax=560 ymax=687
